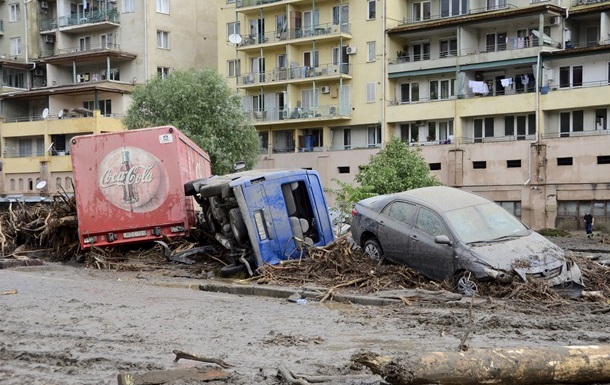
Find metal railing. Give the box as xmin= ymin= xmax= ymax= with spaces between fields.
xmin=248 ymin=104 xmax=350 ymax=123
xmin=238 ymin=63 xmax=351 ymax=86
xmin=40 ymin=8 xmax=120 ymax=31
xmin=399 ymin=4 xmax=516 ymax=25
xmin=237 ymin=23 xmax=350 ymax=47
xmin=541 ymin=129 xmax=610 ymax=139
xmin=55 ymin=43 xmax=121 ymax=55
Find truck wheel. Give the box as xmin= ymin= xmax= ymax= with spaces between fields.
xmin=220 ymin=263 xmax=246 ymax=278
xmin=229 ymin=208 xmax=247 ymax=243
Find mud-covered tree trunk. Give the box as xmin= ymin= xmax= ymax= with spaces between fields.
xmin=353 ymin=345 xmax=610 ymax=385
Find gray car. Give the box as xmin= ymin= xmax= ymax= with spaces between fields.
xmin=350 ymin=186 xmax=585 ymax=297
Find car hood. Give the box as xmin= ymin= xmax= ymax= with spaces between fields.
xmin=467 ymin=231 xmax=567 ymax=280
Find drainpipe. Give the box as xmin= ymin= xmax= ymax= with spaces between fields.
xmin=526 ymin=48 xmax=543 ymax=187
xmin=381 ymin=0 xmax=386 ymax=147
xmin=143 ymin=0 xmax=147 ymax=80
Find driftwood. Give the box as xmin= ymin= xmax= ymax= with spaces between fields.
xmin=172 ymin=349 xmax=234 ymax=368
xmin=353 ymin=345 xmax=610 ymax=385
xmin=277 ymin=364 xmax=381 ymax=385
xmin=116 ymin=368 xmax=230 ymax=385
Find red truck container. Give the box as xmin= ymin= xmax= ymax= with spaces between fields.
xmin=70 ymin=125 xmax=211 ymax=249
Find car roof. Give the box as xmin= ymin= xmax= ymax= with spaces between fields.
xmin=359 ymin=186 xmax=491 ymax=212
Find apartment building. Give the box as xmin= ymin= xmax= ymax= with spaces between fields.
xmin=0 ymin=0 xmax=217 ymax=201
xmin=219 ymin=0 xmax=610 ymax=231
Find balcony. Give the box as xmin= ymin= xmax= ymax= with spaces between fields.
xmin=398 ymin=4 xmax=517 ymax=25
xmin=248 ymin=104 xmax=351 ymax=124
xmin=40 ymin=8 xmax=120 ymax=33
xmin=236 ymin=23 xmax=351 ymax=51
xmin=238 ymin=63 xmax=351 ymax=87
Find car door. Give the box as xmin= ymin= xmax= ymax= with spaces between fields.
xmin=409 ymin=206 xmax=456 ymax=280
xmin=377 ymin=200 xmax=417 ymax=264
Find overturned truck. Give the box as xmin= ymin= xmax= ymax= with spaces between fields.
xmin=185 ymin=169 xmax=336 ymax=275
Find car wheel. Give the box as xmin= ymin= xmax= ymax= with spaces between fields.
xmin=229 ymin=208 xmax=247 ymax=243
xmin=456 ymin=273 xmax=478 ymax=297
xmin=363 ymin=239 xmax=383 ymax=261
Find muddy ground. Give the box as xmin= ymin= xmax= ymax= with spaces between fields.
xmin=1 ymin=232 xmax=609 ymax=385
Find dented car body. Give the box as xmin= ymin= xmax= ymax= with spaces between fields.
xmin=350 ymin=186 xmax=585 ymax=296
xmin=186 ymin=169 xmax=335 ymax=273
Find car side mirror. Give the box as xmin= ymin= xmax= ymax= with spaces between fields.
xmin=434 ymin=234 xmax=452 ymax=245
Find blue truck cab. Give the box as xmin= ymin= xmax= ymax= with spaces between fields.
xmin=185 ymin=169 xmax=335 ymax=274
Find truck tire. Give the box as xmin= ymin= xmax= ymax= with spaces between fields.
xmin=220 ymin=263 xmax=246 ymax=277
xmin=229 ymin=208 xmax=247 ymax=243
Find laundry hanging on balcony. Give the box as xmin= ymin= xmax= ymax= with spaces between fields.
xmin=468 ymin=80 xmax=489 ymax=95
xmin=500 ymin=78 xmax=513 ymax=88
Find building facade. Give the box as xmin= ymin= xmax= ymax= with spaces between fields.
xmin=219 ymin=0 xmax=610 ymax=232
xmin=0 ymin=0 xmax=217 ymax=201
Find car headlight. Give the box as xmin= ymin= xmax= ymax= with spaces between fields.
xmin=483 ymin=267 xmax=514 ymax=283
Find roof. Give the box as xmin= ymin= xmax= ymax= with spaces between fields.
xmin=393 ymin=186 xmax=491 ymax=212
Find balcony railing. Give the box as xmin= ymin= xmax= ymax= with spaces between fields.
xmin=248 ymin=104 xmax=350 ymax=123
xmin=541 ymin=129 xmax=610 ymax=139
xmin=572 ymin=0 xmax=609 ymax=5
xmin=40 ymin=8 xmax=119 ymax=31
xmin=237 ymin=23 xmax=350 ymax=47
xmin=238 ymin=63 xmax=350 ymax=86
xmin=55 ymin=43 xmax=121 ymax=55
xmin=399 ymin=4 xmax=517 ymax=25
xmin=237 ymin=0 xmax=284 ymax=7
xmin=459 ymin=134 xmax=536 ymax=144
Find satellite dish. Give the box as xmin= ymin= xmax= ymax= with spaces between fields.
xmin=42 ymin=108 xmax=49 ymax=119
xmin=228 ymin=34 xmax=242 ymax=45
xmin=58 ymin=109 xmax=64 ymax=119
xmin=36 ymin=180 xmax=47 ymax=190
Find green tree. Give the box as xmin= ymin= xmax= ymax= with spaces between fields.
xmin=123 ymin=68 xmax=260 ymax=175
xmin=356 ymin=137 xmax=441 ymax=195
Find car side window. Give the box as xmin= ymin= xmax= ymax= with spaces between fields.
xmin=383 ymin=201 xmax=417 ymax=224
xmin=415 ymin=207 xmax=447 ymax=237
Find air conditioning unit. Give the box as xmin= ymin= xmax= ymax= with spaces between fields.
xmin=321 ymin=86 xmax=330 ymax=94
xmin=34 ymin=68 xmax=45 ymax=77
xmin=550 ymin=16 xmax=561 ymax=25
xmin=346 ymin=46 xmax=357 ymax=55
xmin=43 ymin=35 xmax=55 ymax=43
xmin=40 ymin=1 xmax=49 ymax=9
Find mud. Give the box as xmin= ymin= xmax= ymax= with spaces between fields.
xmin=1 ymin=233 xmax=609 ymax=385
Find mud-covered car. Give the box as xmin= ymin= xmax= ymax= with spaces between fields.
xmin=185 ymin=169 xmax=335 ymax=276
xmin=350 ymin=186 xmax=585 ymax=297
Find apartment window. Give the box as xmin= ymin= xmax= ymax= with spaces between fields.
xmin=227 ymin=60 xmax=239 ymax=77
xmin=18 ymin=178 xmax=24 ymax=190
xmin=156 ymin=0 xmax=169 ymax=14
xmin=84 ymin=99 xmax=112 ymax=115
xmin=343 ymin=128 xmax=351 ymax=149
xmin=338 ymin=166 xmax=350 ymax=174
xmin=440 ymin=38 xmax=457 ymax=57
xmin=400 ymin=83 xmax=420 ymax=103
xmin=227 ymin=0 xmax=235 ymax=3
xmin=366 ymin=82 xmax=376 ymax=103
xmin=157 ymin=66 xmax=170 ymax=79
xmin=429 ymin=79 xmax=454 ymax=100
xmin=486 ymin=32 xmax=507 ymax=52
xmin=497 ymin=201 xmax=521 ymax=218
xmin=507 ymin=159 xmax=521 ymax=168
xmin=473 ymin=161 xmax=487 ymax=169
xmin=3 ymin=67 xmax=25 ymax=88
xmin=276 ymin=14 xmax=287 ymax=39
xmin=367 ymin=42 xmax=376 ymax=62
xmin=332 ymin=5 xmax=349 ymax=26
xmin=598 ymin=156 xmax=610 ymax=164
xmin=227 ymin=22 xmax=240 ymax=38
xmin=10 ymin=37 xmax=21 ymax=56
xmin=586 ymin=26 xmax=599 ymax=47
xmin=123 ymin=0 xmax=135 ymax=13
xmin=101 ymin=34 xmax=114 ymax=49
xmin=301 ymin=88 xmax=319 ymax=109
xmin=259 ymin=132 xmax=268 ymax=153
xmin=367 ymin=0 xmax=376 ymax=19
xmin=441 ymin=0 xmax=468 ymax=17
xmin=504 ymin=114 xmax=535 ymax=139
xmin=474 ymin=117 xmax=494 ymax=142
xmin=10 ymin=3 xmax=20 ymax=22
xmin=367 ymin=125 xmax=381 ymax=147
xmin=429 ymin=163 xmax=441 ymax=171
xmin=557 ymin=157 xmax=573 ymax=166
xmin=596 ymin=109 xmax=607 ymax=130
xmin=438 ymin=121 xmax=454 ymax=142
xmin=157 ymin=30 xmax=170 ymax=49
xmin=19 ymin=139 xmax=32 ymax=158
xmin=560 ymin=110 xmax=584 ymax=137
xmin=79 ymin=36 xmax=91 ymax=51
xmin=412 ymin=42 xmax=430 ymax=61
xmin=10 ymin=179 xmax=15 ymax=191
xmin=487 ymin=0 xmax=507 ymax=10
xmin=412 ymin=2 xmax=431 ymax=21
xmin=303 ymin=51 xmax=319 ymax=68
xmin=559 ymin=66 xmax=583 ymax=88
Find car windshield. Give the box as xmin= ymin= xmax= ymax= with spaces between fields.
xmin=445 ymin=202 xmax=529 ymax=244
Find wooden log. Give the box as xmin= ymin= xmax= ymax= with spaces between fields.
xmin=353 ymin=345 xmax=610 ymax=385
xmin=117 ymin=368 xmax=230 ymax=385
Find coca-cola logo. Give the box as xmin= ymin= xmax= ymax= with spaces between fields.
xmin=98 ymin=147 xmax=168 ymax=212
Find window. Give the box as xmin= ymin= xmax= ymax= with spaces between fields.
xmin=338 ymin=166 xmax=350 ymax=174
xmin=157 ymin=67 xmax=170 ymax=79
xmin=504 ymin=114 xmax=535 ymax=139
xmin=486 ymin=32 xmax=507 ymax=52
xmin=19 ymin=139 xmax=32 ymax=158
xmin=227 ymin=22 xmax=240 ymax=39
xmin=10 ymin=3 xmax=20 ymax=22
xmin=497 ymin=201 xmax=521 ymax=218
xmin=3 ymin=67 xmax=25 ymax=88
xmin=101 ymin=34 xmax=114 ymax=49
xmin=597 ymin=156 xmax=610 ymax=165
xmin=227 ymin=60 xmax=239 ymax=77
xmin=259 ymin=132 xmax=268 ymax=153
xmin=332 ymin=5 xmax=349 ymax=32
xmin=416 ymin=207 xmax=446 ymax=237
xmin=366 ymin=82 xmax=376 ymax=103
xmin=430 ymin=163 xmax=441 ymax=170
xmin=84 ymin=99 xmax=112 ymax=115
xmin=429 ymin=79 xmax=455 ymax=100
xmin=303 ymin=51 xmax=319 ymax=68
xmin=440 ymin=0 xmax=468 ymax=17
xmin=507 ymin=159 xmax=521 ymax=168
xmin=367 ymin=42 xmax=376 ymax=62
xmin=400 ymin=83 xmax=420 ymax=103
xmin=560 ymin=110 xmax=584 ymax=137
xmin=400 ymin=123 xmax=422 ymax=143
xmin=412 ymin=42 xmax=430 ymax=61
xmin=36 ymin=138 xmax=45 ymax=157
xmin=559 ymin=66 xmax=583 ymax=88
xmin=557 ymin=157 xmax=573 ymax=166
xmin=438 ymin=121 xmax=454 ymax=142
xmin=10 ymin=37 xmax=21 ymax=56
xmin=384 ymin=202 xmax=417 ymax=224
xmin=301 ymin=88 xmax=319 ymax=110
xmin=367 ymin=125 xmax=381 ymax=147
xmin=343 ymin=128 xmax=351 ymax=149
xmin=156 ymin=0 xmax=169 ymax=14
xmin=473 ymin=161 xmax=487 ymax=169
xmin=440 ymin=38 xmax=457 ymax=57
xmin=123 ymin=0 xmax=135 ymax=12
xmin=474 ymin=117 xmax=494 ymax=142
xmin=79 ymin=36 xmax=91 ymax=51
xmin=487 ymin=0 xmax=507 ymax=10
xmin=367 ymin=0 xmax=376 ymax=19
xmin=412 ymin=2 xmax=431 ymax=21
xmin=276 ymin=14 xmax=287 ymax=39
xmin=157 ymin=30 xmax=170 ymax=49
